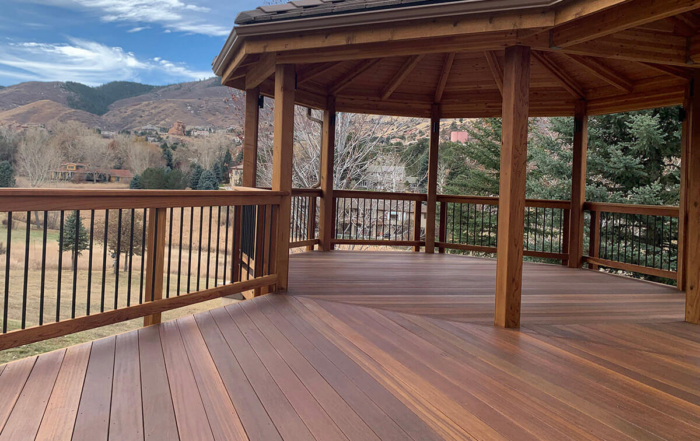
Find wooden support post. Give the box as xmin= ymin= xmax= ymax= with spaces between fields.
xmin=319 ymin=96 xmax=336 ymax=251
xmin=306 ymin=197 xmax=317 ymax=251
xmin=494 ymin=45 xmax=530 ymax=329
xmin=253 ymin=206 xmax=265 ymax=296
xmin=568 ymin=100 xmax=588 ymax=268
xmin=678 ymin=84 xmax=691 ymax=292
xmin=685 ymin=74 xmax=700 ymax=323
xmin=144 ymin=207 xmax=167 ymax=326
xmin=589 ymin=210 xmax=600 ymax=270
xmin=242 ymin=87 xmax=260 ymax=188
xmin=413 ymin=201 xmax=422 ymax=252
xmin=272 ymin=64 xmax=296 ymax=291
xmin=231 ymin=206 xmax=242 ymax=283
xmin=425 ymin=104 xmax=440 ymax=254
xmin=561 ymin=209 xmax=570 ymax=266
xmin=438 ymin=201 xmax=447 ymax=253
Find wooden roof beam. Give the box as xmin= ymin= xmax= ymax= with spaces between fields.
xmin=329 ymin=59 xmax=381 ymax=96
xmin=434 ymin=53 xmax=455 ymax=103
xmin=381 ymin=55 xmax=424 ymax=101
xmin=484 ymin=51 xmax=504 ymax=96
xmin=639 ymin=62 xmax=692 ymax=80
xmin=532 ymin=51 xmax=585 ymax=99
xmin=565 ymin=54 xmax=633 ymax=93
xmin=691 ymin=33 xmax=700 ymax=64
xmin=245 ymin=53 xmax=277 ymax=90
xmin=550 ymin=0 xmax=700 ymax=48
xmin=297 ymin=62 xmax=339 ymax=86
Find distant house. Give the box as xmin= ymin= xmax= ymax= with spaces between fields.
xmin=229 ymin=164 xmax=244 ymax=186
xmin=192 ymin=130 xmax=211 ymax=138
xmin=51 ymin=163 xmax=133 ymax=184
xmin=450 ymin=131 xmax=470 ymax=143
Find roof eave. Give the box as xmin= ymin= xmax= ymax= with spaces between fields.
xmin=212 ymin=0 xmax=564 ymax=77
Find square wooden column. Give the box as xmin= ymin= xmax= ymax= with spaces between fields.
xmin=568 ymin=100 xmax=588 ymax=268
xmin=272 ymin=64 xmax=296 ymax=291
xmin=425 ymin=104 xmax=440 ymax=253
xmin=242 ymin=87 xmax=260 ymax=188
xmin=678 ymin=83 xmax=691 ymax=292
xmin=319 ymin=96 xmax=336 ymax=251
xmin=494 ymin=45 xmax=530 ymax=329
xmin=684 ymin=74 xmax=700 ymax=324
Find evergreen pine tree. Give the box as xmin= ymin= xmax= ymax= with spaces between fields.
xmin=189 ymin=164 xmax=203 ymax=189
xmin=129 ymin=174 xmax=142 ymax=189
xmin=0 ymin=161 xmax=15 ymax=187
xmin=197 ymin=170 xmax=219 ymax=190
xmin=58 ymin=211 xmax=90 ymax=271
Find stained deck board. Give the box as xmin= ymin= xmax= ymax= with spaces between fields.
xmin=0 ymin=251 xmax=698 ymax=440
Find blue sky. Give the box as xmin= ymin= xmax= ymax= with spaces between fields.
xmin=0 ymin=0 xmax=263 ymax=86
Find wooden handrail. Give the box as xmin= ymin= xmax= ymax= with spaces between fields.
xmin=334 ymin=189 xmax=427 ymax=201
xmin=291 ymin=188 xmax=323 ymax=197
xmin=0 ymin=188 xmax=286 ymax=212
xmin=437 ymin=194 xmax=571 ymax=209
xmin=583 ymin=201 xmax=679 ymax=217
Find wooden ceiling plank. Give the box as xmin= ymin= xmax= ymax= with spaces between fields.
xmin=381 ymin=55 xmax=425 ymax=101
xmin=565 ymin=54 xmax=633 ymax=92
xmin=638 ymin=62 xmax=692 ymax=79
xmin=329 ymin=59 xmax=382 ymax=95
xmin=245 ymin=53 xmax=277 ymax=90
xmin=484 ymin=51 xmax=504 ymax=96
xmin=669 ymin=16 xmax=698 ymax=37
xmin=550 ymin=0 xmax=700 ymax=48
xmin=532 ymin=51 xmax=585 ymax=99
xmin=434 ymin=53 xmax=455 ymax=103
xmin=297 ymin=62 xmax=340 ymax=86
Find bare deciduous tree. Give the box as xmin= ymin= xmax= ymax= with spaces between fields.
xmin=189 ymin=132 xmax=231 ymax=169
xmin=18 ymin=127 xmax=63 ymax=188
xmin=114 ymin=134 xmax=162 ymax=174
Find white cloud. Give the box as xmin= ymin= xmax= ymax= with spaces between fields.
xmin=0 ymin=38 xmax=212 ymax=86
xmin=72 ymin=0 xmax=229 ymax=36
xmin=127 ymin=26 xmax=150 ymax=33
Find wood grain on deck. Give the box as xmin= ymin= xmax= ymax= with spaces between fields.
xmin=0 ymin=251 xmax=696 ymax=440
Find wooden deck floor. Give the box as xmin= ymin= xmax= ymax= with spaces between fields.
xmin=1 ymin=251 xmax=698 ymax=441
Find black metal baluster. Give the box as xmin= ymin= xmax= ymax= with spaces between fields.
xmin=197 ymin=207 xmax=203 ymax=291
xmin=550 ymin=208 xmax=555 ymax=253
xmin=139 ymin=209 xmax=146 ymax=304
xmin=87 ymin=210 xmax=94 ymax=316
xmin=40 ymin=211 xmax=48 ymax=325
xmin=2 ymin=213 xmax=11 ymax=333
xmin=71 ymin=210 xmax=80 ymax=318
xmin=166 ymin=208 xmax=173 ymax=297
xmin=57 ymin=211 xmax=64 ymax=322
xmin=215 ymin=206 xmax=221 ymax=287
xmin=458 ymin=204 xmax=463 ymax=244
xmin=127 ymin=209 xmax=134 ymax=306
xmin=114 ymin=209 xmax=122 ymax=310
xmin=101 ymin=210 xmax=108 ymax=312
xmin=188 ymin=207 xmax=194 ymax=293
xmin=206 ymin=206 xmax=213 ymax=289
xmin=223 ymin=206 xmax=230 ymax=285
xmin=651 ymin=215 xmax=658 ymax=268
xmin=22 ymin=213 xmax=30 ymax=328
xmin=178 ymin=207 xmax=184 ymax=294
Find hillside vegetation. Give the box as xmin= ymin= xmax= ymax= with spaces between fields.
xmin=63 ymin=81 xmax=162 ymax=115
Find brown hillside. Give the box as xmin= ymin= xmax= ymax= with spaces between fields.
xmin=0 ymin=82 xmax=71 ymax=112
xmin=0 ymin=100 xmax=103 ymax=127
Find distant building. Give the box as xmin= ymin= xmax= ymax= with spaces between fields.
xmin=51 ymin=163 xmax=133 ymax=184
xmin=168 ymin=121 xmax=186 ymax=136
xmin=450 ymin=131 xmax=470 ymax=143
xmin=192 ymin=130 xmax=211 ymax=138
xmin=229 ymin=164 xmax=244 ymax=186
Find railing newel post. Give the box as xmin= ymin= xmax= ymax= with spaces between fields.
xmin=438 ymin=200 xmax=447 ymax=253
xmin=144 ymin=207 xmax=167 ymax=327
xmin=589 ymin=209 xmax=600 ymax=270
xmin=307 ymin=196 xmax=317 ymax=251
xmin=413 ymin=200 xmax=422 ymax=252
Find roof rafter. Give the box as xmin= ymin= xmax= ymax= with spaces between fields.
xmin=329 ymin=59 xmax=382 ymax=95
xmin=638 ymin=62 xmax=692 ymax=80
xmin=550 ymin=0 xmax=700 ymax=48
xmin=381 ymin=55 xmax=424 ymax=101
xmin=434 ymin=53 xmax=455 ymax=103
xmin=565 ymin=54 xmax=633 ymax=93
xmin=484 ymin=51 xmax=504 ymax=96
xmin=532 ymin=51 xmax=585 ymax=99
xmin=297 ymin=62 xmax=340 ymax=86
xmin=245 ymin=53 xmax=277 ymax=90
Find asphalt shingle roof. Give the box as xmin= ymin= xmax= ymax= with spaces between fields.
xmin=235 ymin=0 xmax=465 ymax=25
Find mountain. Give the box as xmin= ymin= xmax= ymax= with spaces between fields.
xmin=0 ymin=78 xmax=245 ymax=131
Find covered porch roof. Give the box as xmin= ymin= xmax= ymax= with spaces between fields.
xmin=0 ymin=252 xmax=695 ymax=441
xmin=214 ymin=0 xmax=698 ymax=117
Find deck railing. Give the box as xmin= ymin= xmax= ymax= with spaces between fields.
xmin=583 ymin=202 xmax=678 ymax=280
xmin=0 ymin=188 xmax=282 ymax=350
xmin=285 ymin=189 xmax=679 ymax=281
